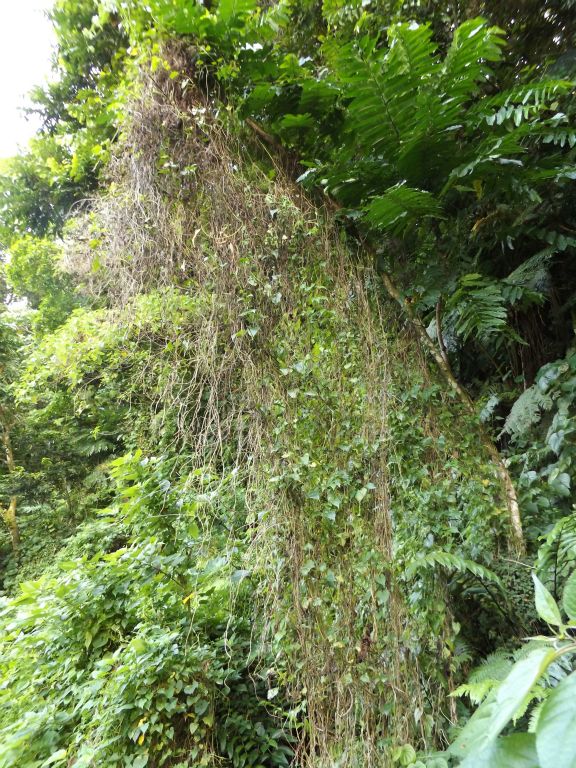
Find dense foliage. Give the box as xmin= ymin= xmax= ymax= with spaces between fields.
xmin=0 ymin=0 xmax=575 ymax=766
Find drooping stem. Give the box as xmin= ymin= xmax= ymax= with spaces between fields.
xmin=435 ymin=298 xmax=450 ymax=368
xmin=379 ymin=270 xmax=525 ymax=555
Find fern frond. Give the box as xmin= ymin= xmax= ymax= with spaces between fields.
xmin=405 ymin=549 xmax=503 ymax=588
xmin=537 ymin=513 xmax=576 ymax=586
xmin=468 ymin=650 xmax=513 ymax=685
xmin=500 ymin=386 xmax=554 ymax=440
xmin=448 ymin=273 xmax=509 ymax=344
xmin=447 ymin=129 xmax=530 ymax=182
xmin=329 ymin=37 xmax=398 ymax=155
xmin=452 ymin=679 xmax=496 ymax=705
xmin=528 ymin=694 xmax=550 ymax=732
xmin=453 ymin=637 xmax=474 ymax=667
xmin=512 ymin=684 xmax=547 ymax=723
xmin=506 ymin=249 xmax=553 ymax=292
xmin=453 ymin=649 xmax=513 ymax=704
xmin=479 ymin=393 xmax=500 ymax=423
xmin=387 ymin=22 xmax=439 ymax=83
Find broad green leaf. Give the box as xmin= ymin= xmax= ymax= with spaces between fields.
xmin=548 ymin=471 xmax=571 ymax=498
xmin=218 ymin=0 xmax=257 ymax=23
xmin=392 ymin=744 xmax=416 ymax=766
xmin=536 ymin=671 xmax=576 ymax=768
xmin=532 ymin=573 xmax=563 ymax=626
xmin=130 ymin=637 xmax=147 ymax=655
xmin=461 ymin=734 xmax=539 ymax=768
xmin=562 ymin=570 xmax=576 ymax=621
xmin=231 ymin=569 xmax=251 ymax=584
xmin=450 ymin=647 xmax=556 ymax=758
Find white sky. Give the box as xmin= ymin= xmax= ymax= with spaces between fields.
xmin=0 ymin=0 xmax=56 ymax=159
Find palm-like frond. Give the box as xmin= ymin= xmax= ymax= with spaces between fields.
xmin=322 ymin=18 xmax=572 ymax=237
xmin=440 ymin=18 xmax=505 ymax=104
xmin=332 ymin=19 xmax=505 ymax=169
xmin=364 ymin=184 xmax=443 ymax=234
xmin=468 ymin=81 xmax=573 ymax=128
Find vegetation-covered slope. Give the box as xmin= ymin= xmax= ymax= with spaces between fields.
xmin=0 ymin=1 xmax=575 ymax=766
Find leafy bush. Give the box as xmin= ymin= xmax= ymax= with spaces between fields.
xmin=0 ymin=453 xmax=292 ymax=768
xmin=506 ymin=349 xmax=576 ymax=541
xmin=447 ymin=572 xmax=576 ymax=768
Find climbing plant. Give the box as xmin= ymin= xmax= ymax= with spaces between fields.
xmin=0 ymin=1 xmax=575 ymax=766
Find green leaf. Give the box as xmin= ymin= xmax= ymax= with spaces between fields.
xmin=231 ymin=569 xmax=251 ymax=584
xmin=549 ymin=471 xmax=571 ymax=498
xmin=562 ymin=570 xmax=576 ymax=621
xmin=461 ymin=733 xmax=539 ymax=768
xmin=450 ymin=647 xmax=557 ymax=758
xmin=40 ymin=751 xmax=68 ymax=767
xmin=130 ymin=637 xmax=147 ymax=655
xmin=425 ymin=759 xmax=449 ymax=768
xmin=532 ymin=573 xmax=563 ymax=626
xmin=218 ymin=0 xmax=257 ymax=23
xmin=405 ymin=550 xmax=503 ymax=588
xmin=536 ymin=671 xmax=576 ymax=768
xmin=364 ymin=185 xmax=443 ymax=235
xmin=392 ymin=744 xmax=417 ymax=766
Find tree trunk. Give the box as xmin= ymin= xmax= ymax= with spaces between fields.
xmin=1 ymin=497 xmax=19 ymax=553
xmin=0 ymin=408 xmax=20 ymax=554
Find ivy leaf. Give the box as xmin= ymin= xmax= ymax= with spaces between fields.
xmin=536 ymin=671 xmax=576 ymax=768
xmin=450 ymin=647 xmax=557 ymax=758
xmin=461 ymin=734 xmax=539 ymax=768
xmin=532 ymin=573 xmax=563 ymax=626
xmin=561 ymin=570 xmax=576 ymax=622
